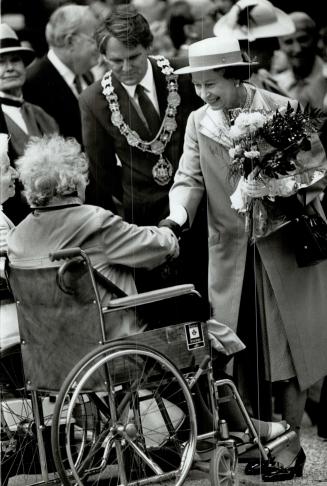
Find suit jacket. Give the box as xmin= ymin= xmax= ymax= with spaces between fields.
xmin=0 ymin=102 xmax=58 ymax=224
xmin=79 ymin=57 xmax=203 ymax=224
xmin=23 ymin=56 xmax=83 ymax=144
xmin=169 ymin=86 xmax=327 ymax=390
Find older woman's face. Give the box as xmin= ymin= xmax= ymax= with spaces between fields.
xmin=0 ymin=154 xmax=18 ymax=204
xmin=0 ymin=53 xmax=26 ymax=97
xmin=192 ymin=69 xmax=237 ymax=110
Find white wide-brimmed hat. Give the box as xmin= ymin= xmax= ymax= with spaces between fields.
xmin=213 ymin=0 xmax=295 ymax=41
xmin=174 ymin=37 xmax=257 ymax=75
xmin=0 ymin=23 xmax=35 ymax=65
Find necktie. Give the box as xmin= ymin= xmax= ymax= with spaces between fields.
xmin=73 ymin=75 xmax=83 ymax=95
xmin=135 ymin=84 xmax=161 ymax=140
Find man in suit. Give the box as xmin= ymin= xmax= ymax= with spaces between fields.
xmin=80 ymin=5 xmax=208 ymax=314
xmin=23 ymin=4 xmax=99 ymax=144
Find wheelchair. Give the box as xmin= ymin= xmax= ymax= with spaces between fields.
xmin=0 ymin=247 xmax=297 ymax=486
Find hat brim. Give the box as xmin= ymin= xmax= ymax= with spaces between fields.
xmin=174 ymin=60 xmax=257 ymax=75
xmin=0 ymin=46 xmax=35 ymax=66
xmin=213 ymin=7 xmax=295 ymax=40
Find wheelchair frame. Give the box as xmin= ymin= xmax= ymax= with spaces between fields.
xmin=0 ymin=247 xmax=296 ymax=486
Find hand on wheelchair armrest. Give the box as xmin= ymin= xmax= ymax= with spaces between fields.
xmin=103 ymin=284 xmax=201 ymax=309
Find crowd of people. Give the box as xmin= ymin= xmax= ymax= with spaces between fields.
xmin=1 ymin=0 xmax=327 ymax=481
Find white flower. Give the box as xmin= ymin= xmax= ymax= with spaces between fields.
xmin=231 ymin=111 xmax=267 ymax=138
xmin=229 ymin=125 xmax=243 ymax=140
xmin=229 ymin=147 xmax=236 ymax=158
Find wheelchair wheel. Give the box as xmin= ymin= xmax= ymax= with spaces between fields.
xmin=209 ymin=446 xmax=239 ymax=486
xmin=52 ymin=341 xmax=197 ymax=486
xmin=0 ymin=345 xmax=56 ymax=485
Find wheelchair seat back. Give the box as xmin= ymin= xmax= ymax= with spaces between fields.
xmin=8 ymin=263 xmax=104 ymax=391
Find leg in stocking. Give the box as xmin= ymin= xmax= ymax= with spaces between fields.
xmin=274 ymin=378 xmax=307 ymax=465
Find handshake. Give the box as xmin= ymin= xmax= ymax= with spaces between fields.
xmin=158 ymin=205 xmax=188 ymax=239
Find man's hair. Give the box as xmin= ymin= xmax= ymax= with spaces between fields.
xmin=46 ymin=4 xmax=94 ymax=48
xmin=96 ymin=4 xmax=153 ymax=54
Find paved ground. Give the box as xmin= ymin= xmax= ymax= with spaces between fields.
xmin=8 ymin=415 xmax=327 ymax=485
xmin=187 ymin=416 xmax=327 ymax=486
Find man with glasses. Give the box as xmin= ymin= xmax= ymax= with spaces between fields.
xmin=23 ymin=4 xmax=99 ymax=144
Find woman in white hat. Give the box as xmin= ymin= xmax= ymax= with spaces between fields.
xmin=167 ymin=36 xmax=327 ymax=480
xmin=213 ymin=0 xmax=294 ymax=94
xmin=0 ymin=23 xmax=58 ymax=224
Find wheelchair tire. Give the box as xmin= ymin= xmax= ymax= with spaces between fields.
xmin=209 ymin=446 xmax=239 ymax=486
xmin=51 ymin=341 xmax=197 ymax=486
xmin=0 ymin=345 xmax=56 ymax=485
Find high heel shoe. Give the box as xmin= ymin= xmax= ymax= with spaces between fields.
xmin=262 ymin=448 xmax=306 ymax=482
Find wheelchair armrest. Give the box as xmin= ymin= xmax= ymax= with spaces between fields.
xmin=103 ymin=284 xmax=201 ymax=310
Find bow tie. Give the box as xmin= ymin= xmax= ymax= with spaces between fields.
xmin=0 ymin=96 xmax=24 ymax=107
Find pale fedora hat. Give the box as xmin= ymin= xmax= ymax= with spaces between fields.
xmin=0 ymin=23 xmax=35 ymax=65
xmin=174 ymin=37 xmax=257 ymax=75
xmin=213 ymin=0 xmax=295 ymax=41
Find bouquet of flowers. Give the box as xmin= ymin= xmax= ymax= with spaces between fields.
xmin=228 ymin=103 xmax=327 ymax=240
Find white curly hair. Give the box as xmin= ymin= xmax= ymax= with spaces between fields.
xmin=16 ymin=134 xmax=89 ymax=207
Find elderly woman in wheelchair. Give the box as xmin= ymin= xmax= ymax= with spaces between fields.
xmin=1 ymin=134 xmax=295 ymax=486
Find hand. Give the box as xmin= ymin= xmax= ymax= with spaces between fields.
xmin=158 ymin=218 xmax=182 ymax=239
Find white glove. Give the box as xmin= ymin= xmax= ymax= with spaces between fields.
xmin=242 ymin=177 xmax=270 ymax=198
xmin=168 ymin=205 xmax=188 ymax=227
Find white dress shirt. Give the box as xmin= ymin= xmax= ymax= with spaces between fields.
xmin=47 ymin=49 xmax=88 ymax=97
xmin=0 ymin=91 xmax=28 ymax=133
xmin=122 ymin=59 xmax=160 ymax=114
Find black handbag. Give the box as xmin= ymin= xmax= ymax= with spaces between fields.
xmin=291 ymin=202 xmax=327 ymax=267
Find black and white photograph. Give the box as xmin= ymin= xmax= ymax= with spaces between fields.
xmin=1 ymin=0 xmax=327 ymax=484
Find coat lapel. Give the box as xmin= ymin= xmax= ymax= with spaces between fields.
xmin=199 ymin=106 xmax=233 ymax=148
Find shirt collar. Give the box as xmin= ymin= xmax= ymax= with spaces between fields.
xmin=0 ymin=91 xmax=24 ymax=104
xmin=47 ymin=49 xmax=75 ymax=86
xmin=122 ymin=59 xmax=154 ymax=98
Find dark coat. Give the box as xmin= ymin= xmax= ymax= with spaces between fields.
xmin=0 ymin=102 xmax=58 ymax=224
xmin=79 ymin=57 xmax=203 ymax=224
xmin=23 ymin=56 xmax=83 ymax=144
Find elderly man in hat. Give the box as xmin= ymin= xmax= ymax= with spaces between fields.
xmin=23 ymin=4 xmax=99 ymax=145
xmin=165 ymin=35 xmax=327 ymax=480
xmin=0 ymin=23 xmax=58 ymax=224
xmin=213 ymin=0 xmax=295 ymax=94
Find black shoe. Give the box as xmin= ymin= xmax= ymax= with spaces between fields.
xmin=244 ymin=461 xmax=269 ymax=475
xmin=262 ymin=448 xmax=306 ymax=482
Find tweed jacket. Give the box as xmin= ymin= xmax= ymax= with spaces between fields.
xmin=7 ymin=203 xmax=179 ymax=340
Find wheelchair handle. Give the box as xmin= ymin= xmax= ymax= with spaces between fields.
xmin=49 ymin=247 xmax=82 ymax=261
